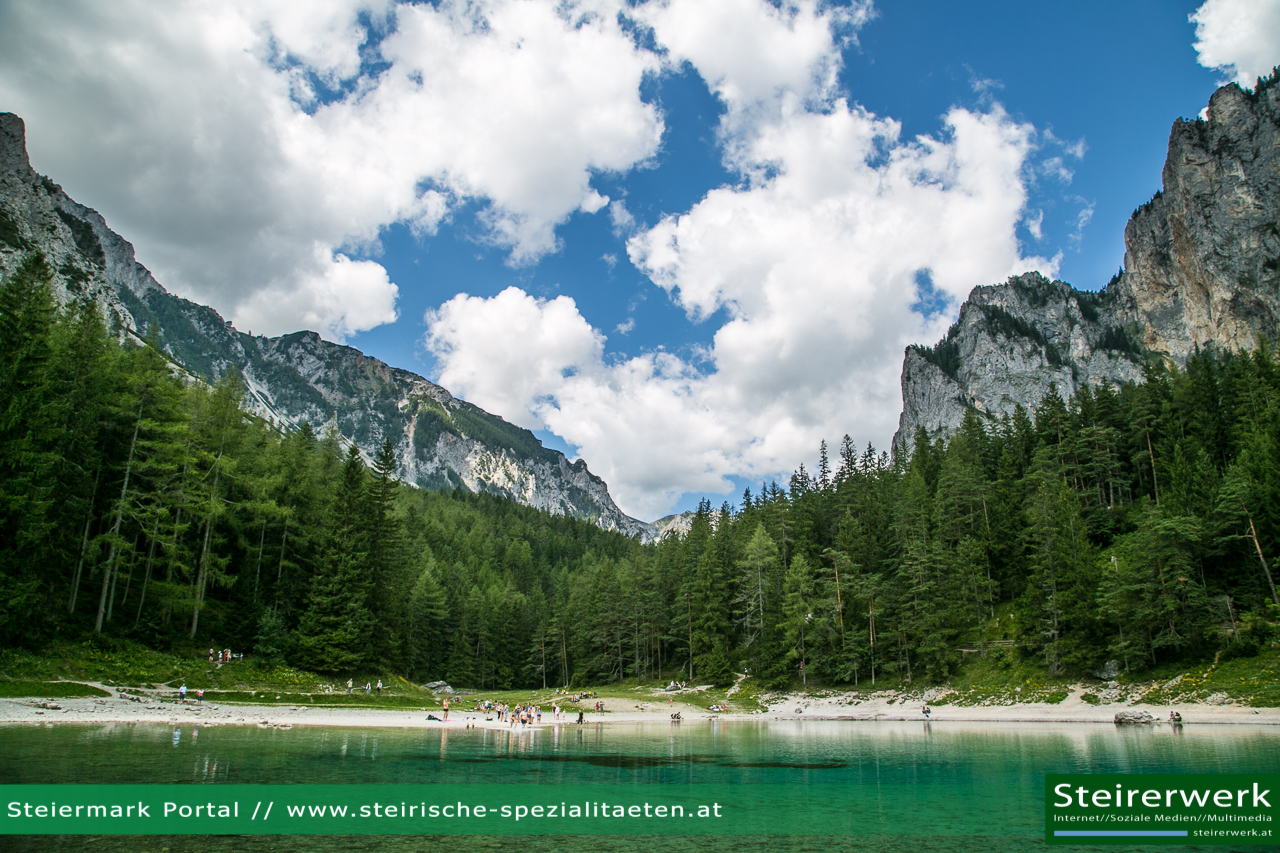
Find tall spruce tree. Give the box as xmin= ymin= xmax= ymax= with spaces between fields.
xmin=293 ymin=445 xmax=374 ymax=673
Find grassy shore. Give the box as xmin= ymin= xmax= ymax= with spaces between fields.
xmin=1 ymin=638 xmax=1276 ymax=710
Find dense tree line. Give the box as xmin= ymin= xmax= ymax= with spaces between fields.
xmin=2 ymin=251 xmax=1276 ymax=688
xmin=0 ymin=251 xmax=645 ymax=685
xmin=646 ymin=355 xmax=1280 ymax=688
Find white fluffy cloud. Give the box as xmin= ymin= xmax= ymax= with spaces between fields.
xmin=0 ymin=0 xmax=661 ymax=339
xmin=424 ymin=2 xmax=1059 ymax=519
xmin=1 ymin=0 xmax=1064 ymax=518
xmin=636 ymin=0 xmax=871 ymax=120
xmin=1191 ymin=0 xmax=1280 ymax=86
xmin=426 ymin=288 xmax=606 ymax=424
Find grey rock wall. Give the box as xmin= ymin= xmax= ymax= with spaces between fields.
xmin=896 ymin=77 xmax=1280 ymax=448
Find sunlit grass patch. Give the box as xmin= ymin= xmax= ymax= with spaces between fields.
xmin=0 ymin=681 xmax=111 ymax=698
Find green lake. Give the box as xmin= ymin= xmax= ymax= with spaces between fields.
xmin=0 ymin=720 xmax=1275 ymax=851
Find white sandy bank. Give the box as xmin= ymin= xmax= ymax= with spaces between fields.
xmin=1 ymin=683 xmax=1276 ymax=729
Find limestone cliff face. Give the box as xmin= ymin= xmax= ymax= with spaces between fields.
xmin=1115 ymin=81 xmax=1280 ymax=357
xmin=0 ymin=113 xmax=655 ymax=541
xmin=652 ymin=511 xmax=697 ymax=540
xmin=896 ymin=77 xmax=1280 ymax=448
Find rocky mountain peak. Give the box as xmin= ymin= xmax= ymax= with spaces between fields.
xmin=0 ymin=112 xmax=656 ymax=541
xmin=896 ymin=74 xmax=1280 ymax=448
xmin=0 ymin=113 xmax=31 ymax=178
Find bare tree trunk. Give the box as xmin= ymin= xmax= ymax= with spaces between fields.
xmin=96 ymin=410 xmax=142 ymax=634
xmin=255 ymin=519 xmax=266 ymax=597
xmin=68 ymin=466 xmax=100 ymax=614
xmin=189 ymin=463 xmax=220 ymax=639
xmin=112 ymin=533 xmax=139 ymax=620
xmin=1146 ymin=429 xmax=1160 ymax=505
xmin=560 ymin=626 xmax=569 ymax=688
xmin=869 ymin=596 xmax=876 ymax=686
xmin=1245 ymin=511 xmax=1280 ymax=607
xmin=832 ymin=560 xmax=845 ymax=649
xmin=686 ymin=592 xmax=694 ymax=681
xmin=135 ymin=516 xmax=160 ymax=627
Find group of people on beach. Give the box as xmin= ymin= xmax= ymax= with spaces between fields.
xmin=427 ymin=698 xmax=588 ymax=726
xmin=344 ymin=679 xmax=384 ymax=696
xmin=176 ymin=684 xmax=204 ymax=702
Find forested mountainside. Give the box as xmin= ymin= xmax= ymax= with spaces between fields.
xmin=0 ymin=112 xmax=652 ymax=540
xmin=4 ymin=76 xmax=1279 ymax=690
xmin=2 ymin=248 xmax=1276 ymax=687
xmin=897 ymin=74 xmax=1280 ymax=448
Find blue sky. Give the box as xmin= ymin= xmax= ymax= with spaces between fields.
xmin=2 ymin=0 xmax=1277 ymax=520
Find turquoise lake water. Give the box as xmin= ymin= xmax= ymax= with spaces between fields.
xmin=0 ymin=719 xmax=1275 ymax=851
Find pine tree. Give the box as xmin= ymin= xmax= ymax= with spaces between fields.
xmin=0 ymin=252 xmax=58 ymax=641
xmin=366 ymin=436 xmax=407 ymax=668
xmin=293 ymin=445 xmax=374 ymax=673
xmin=733 ymin=523 xmax=779 ymax=673
xmin=781 ymin=553 xmax=817 ymax=687
xmin=1018 ymin=458 xmax=1102 ymax=674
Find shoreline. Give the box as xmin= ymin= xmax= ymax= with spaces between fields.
xmin=2 ymin=684 xmax=1277 ymax=729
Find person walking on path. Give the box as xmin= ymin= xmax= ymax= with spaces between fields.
xmin=346 ymin=679 xmax=353 ymax=695
xmin=364 ymin=682 xmax=371 ymax=695
xmin=179 ymin=684 xmax=187 ymax=701
xmin=376 ymin=680 xmax=382 ymax=696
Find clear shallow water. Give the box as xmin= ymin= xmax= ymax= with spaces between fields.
xmin=1 ymin=719 xmax=1275 ymax=851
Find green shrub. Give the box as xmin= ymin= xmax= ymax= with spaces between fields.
xmin=0 ymin=681 xmax=110 ymax=698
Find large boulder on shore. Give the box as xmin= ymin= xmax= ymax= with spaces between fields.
xmin=1114 ymin=710 xmax=1157 ymax=725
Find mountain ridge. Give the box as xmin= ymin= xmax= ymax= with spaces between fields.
xmin=0 ymin=112 xmax=656 ymax=541
xmin=895 ymin=74 xmax=1280 ymax=448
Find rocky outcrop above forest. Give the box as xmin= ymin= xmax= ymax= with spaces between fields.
xmin=0 ymin=112 xmax=655 ymax=542
xmin=896 ymin=76 xmax=1280 ymax=448
xmin=652 ymin=510 xmax=697 ymax=540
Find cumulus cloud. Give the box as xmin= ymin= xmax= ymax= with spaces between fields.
xmin=236 ymin=249 xmax=400 ymax=341
xmin=0 ymin=0 xmax=661 ymax=339
xmin=426 ymin=291 xmax=740 ymax=514
xmin=636 ymin=0 xmax=873 ymax=144
xmin=1191 ymin=0 xmax=1280 ymax=86
xmin=424 ymin=2 xmax=1059 ymax=519
xmin=2 ymin=0 xmax=1065 ymax=518
xmin=425 ymin=288 xmax=606 ymax=428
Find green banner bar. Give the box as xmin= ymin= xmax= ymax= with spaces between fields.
xmin=1046 ymin=774 xmax=1279 ymax=845
xmin=0 ymin=784 xmax=871 ymax=836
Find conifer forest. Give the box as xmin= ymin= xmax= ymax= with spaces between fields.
xmin=2 ymin=250 xmax=1278 ymax=688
